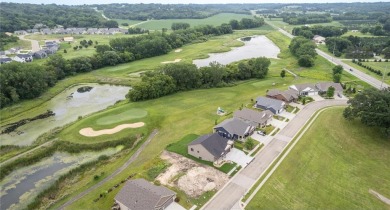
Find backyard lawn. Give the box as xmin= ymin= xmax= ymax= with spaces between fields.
xmin=246 ymin=108 xmax=390 ymax=210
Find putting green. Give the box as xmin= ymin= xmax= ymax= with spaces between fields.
xmin=96 ymin=108 xmax=148 ymax=125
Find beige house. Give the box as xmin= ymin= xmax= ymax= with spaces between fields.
xmin=233 ymin=108 xmax=273 ymax=128
xmin=63 ymin=37 xmax=74 ymax=42
xmin=188 ymin=133 xmax=233 ymax=163
xmin=313 ymin=35 xmax=326 ymax=44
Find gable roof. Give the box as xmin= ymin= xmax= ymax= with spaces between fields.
xmin=0 ymin=57 xmax=12 ymax=62
xmin=214 ymin=118 xmax=251 ymax=137
xmin=115 ymin=179 xmax=175 ymax=210
xmin=234 ymin=108 xmax=273 ymax=125
xmin=267 ymin=89 xmax=298 ymax=101
xmin=16 ymin=54 xmax=32 ymax=58
xmin=315 ymin=82 xmax=343 ymax=92
xmin=256 ymin=96 xmax=285 ymax=111
xmin=188 ymin=133 xmax=230 ymax=158
xmin=290 ymin=83 xmax=317 ymax=92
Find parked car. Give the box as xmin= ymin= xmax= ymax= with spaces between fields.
xmin=350 ymin=68 xmax=353 ymax=72
xmin=257 ymin=131 xmax=266 ymax=136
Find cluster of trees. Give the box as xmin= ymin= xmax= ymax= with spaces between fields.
xmin=109 ymin=23 xmax=234 ymax=60
xmin=0 ymin=32 xmax=18 ymax=50
xmin=292 ymin=25 xmax=347 ymax=39
xmin=229 ymin=17 xmax=265 ymax=30
xmin=95 ymin=4 xmax=251 ymax=20
xmin=281 ymin=13 xmax=332 ymax=25
xmin=129 ymin=58 xmax=271 ymax=101
xmin=289 ymin=37 xmax=317 ymax=67
xmin=171 ymin=22 xmax=191 ymax=30
xmin=326 ymin=36 xmax=390 ymax=58
xmin=0 ymin=3 xmax=117 ymax=32
xmin=343 ymin=88 xmax=390 ymax=137
xmin=332 ymin=65 xmax=343 ymax=83
xmin=351 ymin=59 xmax=387 ymax=77
xmin=128 ymin=27 xmax=149 ymax=34
xmin=0 ymin=63 xmax=56 ymax=108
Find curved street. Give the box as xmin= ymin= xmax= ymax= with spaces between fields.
xmin=202 ymin=99 xmax=348 ymax=210
xmin=18 ymin=35 xmax=40 ymax=52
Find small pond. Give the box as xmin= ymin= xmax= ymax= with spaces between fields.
xmin=193 ymin=35 xmax=280 ymax=68
xmin=0 ymin=84 xmax=130 ymax=146
xmin=0 ymin=147 xmax=122 ymax=210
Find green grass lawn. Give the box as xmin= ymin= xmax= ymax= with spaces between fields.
xmin=3 ymin=39 xmax=31 ymax=50
xmin=246 ymin=108 xmax=390 ymax=210
xmin=258 ymin=125 xmax=276 ymax=135
xmin=113 ymin=19 xmax=143 ymax=28
xmin=344 ymin=60 xmax=390 ymax=85
xmin=266 ymin=18 xmax=343 ymax=34
xmin=136 ymin=13 xmax=255 ymax=30
xmin=341 ymin=31 xmax=378 ymax=37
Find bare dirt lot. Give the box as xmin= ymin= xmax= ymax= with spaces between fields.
xmin=157 ymin=151 xmax=229 ymax=197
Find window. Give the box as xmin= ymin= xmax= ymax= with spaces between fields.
xmin=190 ymin=148 xmax=194 ymax=152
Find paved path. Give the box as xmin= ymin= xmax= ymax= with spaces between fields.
xmin=59 ymin=129 xmax=158 ymax=210
xmin=202 ymin=100 xmax=347 ymax=210
xmin=18 ymin=35 xmax=40 ymax=52
xmin=266 ymin=21 xmax=388 ymax=90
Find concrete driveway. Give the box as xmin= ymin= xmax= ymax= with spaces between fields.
xmin=225 ymin=148 xmax=254 ymax=167
xmin=278 ymin=111 xmax=295 ymax=120
xmin=271 ymin=119 xmax=287 ymax=129
xmin=310 ymin=94 xmax=324 ymax=101
xmin=251 ymin=132 xmax=272 ymax=146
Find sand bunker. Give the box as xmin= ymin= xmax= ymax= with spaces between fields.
xmin=161 ymin=59 xmax=181 ymax=64
xmin=79 ymin=122 xmax=145 ymax=137
xmin=174 ymin=49 xmax=182 ymax=52
xmin=157 ymin=151 xmax=229 ymax=197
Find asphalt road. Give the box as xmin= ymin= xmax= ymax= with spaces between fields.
xmin=202 ymin=100 xmax=347 ymax=210
xmin=18 ymin=35 xmax=40 ymax=52
xmin=271 ymin=24 xmax=388 ymax=90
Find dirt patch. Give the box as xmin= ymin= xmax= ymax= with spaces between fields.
xmin=79 ymin=122 xmax=144 ymax=137
xmin=174 ymin=49 xmax=182 ymax=52
xmin=161 ymin=59 xmax=181 ymax=64
xmin=157 ymin=151 xmax=229 ymax=197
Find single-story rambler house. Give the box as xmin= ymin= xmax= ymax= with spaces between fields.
xmin=255 ymin=96 xmax=285 ymax=114
xmin=233 ymin=108 xmax=273 ymax=128
xmin=114 ymin=179 xmax=177 ymax=210
xmin=266 ymin=89 xmax=299 ymax=103
xmin=188 ymin=133 xmax=233 ymax=162
xmin=289 ymin=82 xmax=343 ymax=96
xmin=313 ymin=35 xmax=326 ymax=44
xmin=214 ymin=118 xmax=255 ymax=140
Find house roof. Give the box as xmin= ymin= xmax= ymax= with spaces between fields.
xmin=115 ymin=179 xmax=175 ymax=210
xmin=313 ymin=35 xmax=325 ymax=40
xmin=256 ymin=96 xmax=285 ymax=111
xmin=214 ymin=118 xmax=251 ymax=137
xmin=316 ymin=82 xmax=343 ymax=92
xmin=290 ymin=83 xmax=317 ymax=92
xmin=234 ymin=108 xmax=273 ymax=125
xmin=16 ymin=54 xmax=32 ymax=58
xmin=0 ymin=57 xmax=12 ymax=62
xmin=267 ymin=89 xmax=298 ymax=101
xmin=188 ymin=133 xmax=230 ymax=158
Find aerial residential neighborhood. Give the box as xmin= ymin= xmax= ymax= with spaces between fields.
xmin=0 ymin=1 xmax=389 ymax=210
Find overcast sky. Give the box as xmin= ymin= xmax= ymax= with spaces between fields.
xmin=1 ymin=0 xmax=389 ymax=5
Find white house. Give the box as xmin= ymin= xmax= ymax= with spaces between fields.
xmin=289 ymin=83 xmax=318 ymax=96
xmin=313 ymin=35 xmax=326 ymax=44
xmin=13 ymin=54 xmax=33 ymax=63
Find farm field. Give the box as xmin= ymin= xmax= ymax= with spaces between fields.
xmin=246 ymin=108 xmax=390 ymax=210
xmin=136 ymin=13 xmax=255 ymax=30
xmin=344 ymin=60 xmax=390 ymax=85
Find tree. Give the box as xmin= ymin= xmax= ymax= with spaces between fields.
xmin=96 ymin=45 xmax=112 ymax=54
xmin=298 ymin=55 xmax=315 ymax=67
xmin=280 ymin=70 xmax=286 ymax=78
xmin=63 ymin=49 xmax=67 ymax=53
xmin=229 ymin=19 xmax=240 ymax=30
xmin=343 ymin=88 xmax=390 ymax=137
xmin=333 ymin=73 xmax=342 ymax=83
xmin=245 ymin=138 xmax=255 ymax=150
xmin=102 ymin=51 xmax=121 ymax=66
xmin=332 ymin=65 xmax=343 ymax=75
xmin=326 ymin=86 xmax=335 ymax=98
xmin=103 ymin=20 xmax=119 ymax=28
xmin=171 ymin=22 xmax=190 ymax=30
xmin=159 ymin=63 xmax=201 ymax=90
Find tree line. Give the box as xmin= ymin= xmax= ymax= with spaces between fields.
xmin=292 ymin=25 xmax=348 ymax=39
xmin=326 ymin=36 xmax=390 ymax=58
xmin=0 ymin=20 xmax=240 ymax=108
xmin=289 ymin=37 xmax=318 ymax=67
xmin=129 ymin=58 xmax=271 ymax=101
xmin=281 ymin=13 xmax=332 ymax=25
xmin=0 ymin=3 xmax=117 ymax=32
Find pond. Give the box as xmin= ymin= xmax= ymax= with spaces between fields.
xmin=0 ymin=146 xmax=122 ymax=210
xmin=192 ymin=35 xmax=280 ymax=68
xmin=0 ymin=84 xmax=130 ymax=146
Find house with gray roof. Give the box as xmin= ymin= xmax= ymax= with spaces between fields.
xmin=214 ymin=118 xmax=255 ymax=140
xmin=33 ymin=50 xmax=47 ymax=59
xmin=234 ymin=108 xmax=273 ymax=128
xmin=0 ymin=57 xmax=13 ymax=64
xmin=255 ymin=96 xmax=285 ymax=114
xmin=266 ymin=89 xmax=298 ymax=103
xmin=188 ymin=133 xmax=233 ymax=162
xmin=13 ymin=30 xmax=28 ymax=35
xmin=315 ymin=82 xmax=343 ymax=94
xmin=13 ymin=54 xmax=33 ymax=63
xmin=115 ymin=179 xmax=177 ymax=210
xmin=289 ymin=83 xmax=318 ymax=96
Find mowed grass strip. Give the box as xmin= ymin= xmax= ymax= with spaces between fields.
xmin=246 ymin=108 xmax=390 ymax=210
xmin=136 ymin=13 xmax=255 ymax=30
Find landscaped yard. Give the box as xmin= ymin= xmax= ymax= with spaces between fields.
xmin=258 ymin=125 xmax=276 ymax=135
xmin=246 ymin=108 xmax=390 ymax=210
